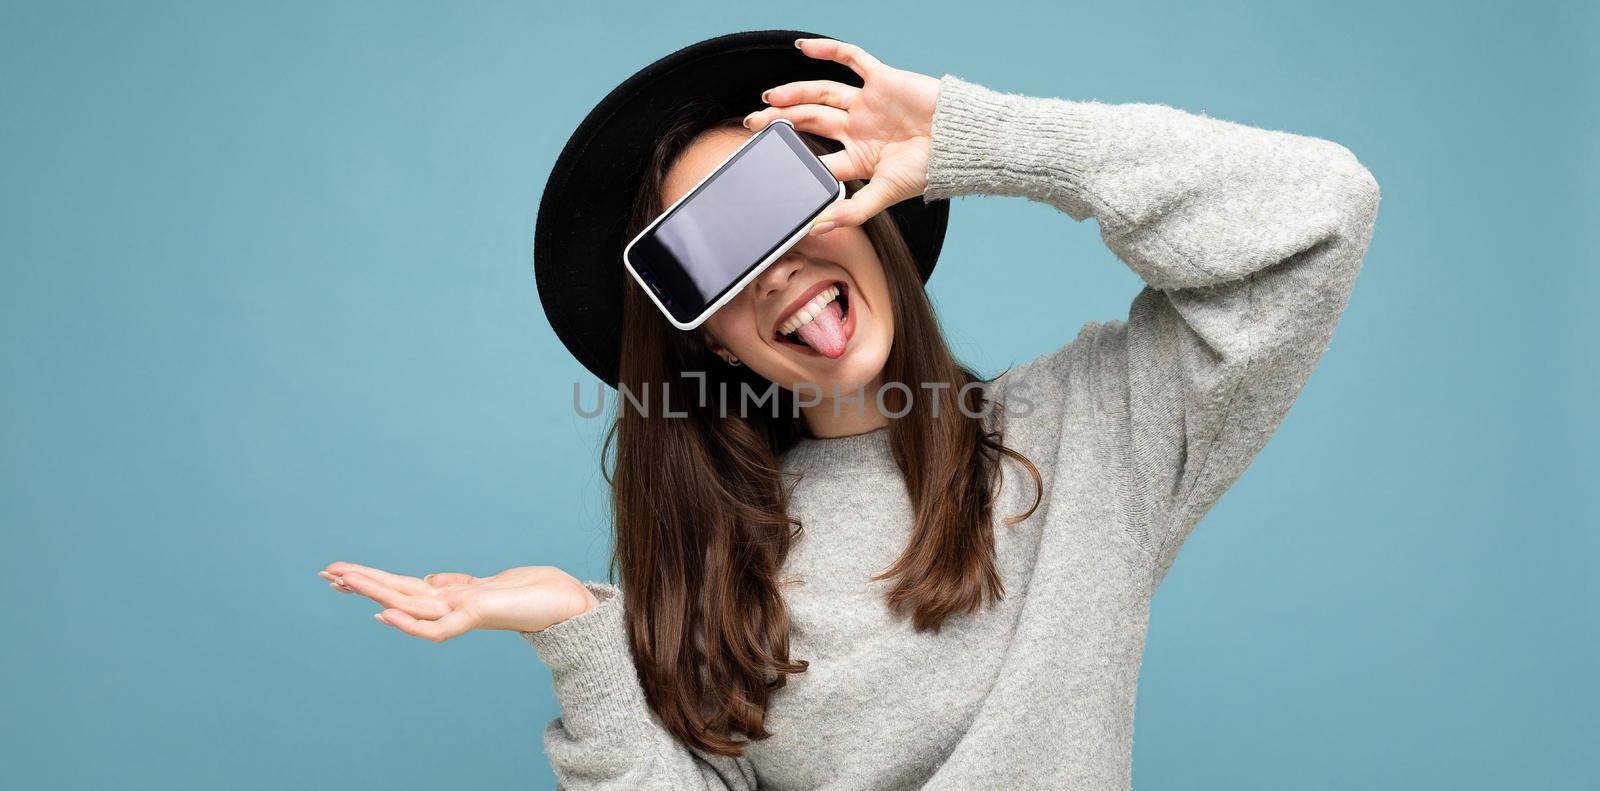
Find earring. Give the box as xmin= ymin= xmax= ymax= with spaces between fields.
xmin=725 ymin=356 xmax=742 ymax=367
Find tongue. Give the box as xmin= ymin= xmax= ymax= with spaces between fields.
xmin=796 ymin=300 xmax=847 ymax=359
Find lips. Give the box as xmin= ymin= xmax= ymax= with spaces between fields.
xmin=771 ymin=280 xmax=857 ymax=357
xmin=771 ymin=280 xmax=844 ymax=337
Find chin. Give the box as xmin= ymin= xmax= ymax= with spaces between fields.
xmin=791 ymin=324 xmax=892 ymax=397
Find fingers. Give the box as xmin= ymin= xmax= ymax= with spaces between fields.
xmin=817 ymin=150 xmax=869 ymax=182
xmin=319 ymin=562 xmax=482 ymax=643
xmin=377 ymin=608 xmax=477 ymax=643
xmin=746 ymin=104 xmax=864 ymax=180
xmin=795 ymin=38 xmax=885 ymax=80
xmin=340 ymin=571 xmax=451 ymax=620
xmin=318 ymin=565 xmax=479 ymax=592
xmin=746 ymin=103 xmax=847 ymax=140
xmin=762 ymin=79 xmax=859 ymax=111
xmin=324 ymin=561 xmax=432 ymax=595
xmin=812 ymin=179 xmax=903 ymax=234
xmin=319 ymin=570 xmax=355 ymax=592
xmin=423 ymin=572 xmax=478 ymax=587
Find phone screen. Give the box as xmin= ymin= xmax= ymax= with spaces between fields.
xmin=626 ymin=121 xmax=840 ymax=327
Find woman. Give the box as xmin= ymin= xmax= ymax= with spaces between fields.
xmin=319 ymin=31 xmax=1380 ymax=790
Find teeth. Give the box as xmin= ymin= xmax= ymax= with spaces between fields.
xmin=779 ymin=285 xmax=840 ymax=336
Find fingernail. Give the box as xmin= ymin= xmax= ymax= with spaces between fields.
xmin=374 ymin=613 xmax=388 ymax=625
xmin=742 ymin=112 xmax=755 ymax=128
xmin=811 ymin=221 xmax=836 ymax=236
xmin=760 ymin=89 xmax=771 ymax=103
xmin=794 ymin=38 xmax=804 ymax=48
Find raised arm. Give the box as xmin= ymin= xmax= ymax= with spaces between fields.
xmin=922 ymin=75 xmax=1381 ymax=588
xmin=524 ymin=582 xmax=758 ymax=790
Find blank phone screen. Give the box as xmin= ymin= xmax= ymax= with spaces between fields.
xmin=627 ymin=122 xmax=838 ymax=325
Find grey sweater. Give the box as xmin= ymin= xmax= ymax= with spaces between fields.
xmin=523 ymin=74 xmax=1381 ymax=789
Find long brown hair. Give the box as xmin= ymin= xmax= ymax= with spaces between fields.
xmin=602 ymin=99 xmax=1042 ymax=757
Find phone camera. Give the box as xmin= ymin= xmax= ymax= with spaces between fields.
xmin=639 ymin=269 xmax=671 ymax=302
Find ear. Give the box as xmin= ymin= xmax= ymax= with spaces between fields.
xmin=701 ymin=330 xmax=739 ymax=365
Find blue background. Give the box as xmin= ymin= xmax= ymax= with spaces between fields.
xmin=3 ymin=1 xmax=1594 ymax=788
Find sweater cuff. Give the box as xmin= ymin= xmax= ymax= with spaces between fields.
xmin=522 ymin=581 xmax=627 ymax=671
xmin=521 ymin=580 xmax=658 ymax=741
xmin=924 ymin=74 xmax=1097 ymax=218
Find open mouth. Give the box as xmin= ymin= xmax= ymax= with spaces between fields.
xmin=773 ymin=280 xmax=852 ymax=358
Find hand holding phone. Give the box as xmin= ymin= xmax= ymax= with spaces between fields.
xmin=747 ymin=38 xmax=940 ymax=231
xmin=623 ymin=118 xmax=844 ymax=330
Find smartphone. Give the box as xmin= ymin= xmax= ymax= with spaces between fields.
xmin=623 ymin=119 xmax=845 ymax=330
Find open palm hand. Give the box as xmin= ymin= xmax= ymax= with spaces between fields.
xmin=320 ymin=562 xmax=599 ymax=642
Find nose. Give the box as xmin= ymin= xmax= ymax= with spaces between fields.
xmin=750 ymin=250 xmax=803 ymax=302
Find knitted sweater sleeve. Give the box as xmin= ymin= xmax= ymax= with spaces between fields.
xmin=923 ymin=75 xmax=1381 ymax=589
xmin=521 ymin=581 xmax=758 ymax=789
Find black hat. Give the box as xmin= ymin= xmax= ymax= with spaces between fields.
xmin=533 ymin=29 xmax=951 ymax=387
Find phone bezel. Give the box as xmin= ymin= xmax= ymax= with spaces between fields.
xmin=621 ymin=119 xmax=846 ymax=331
